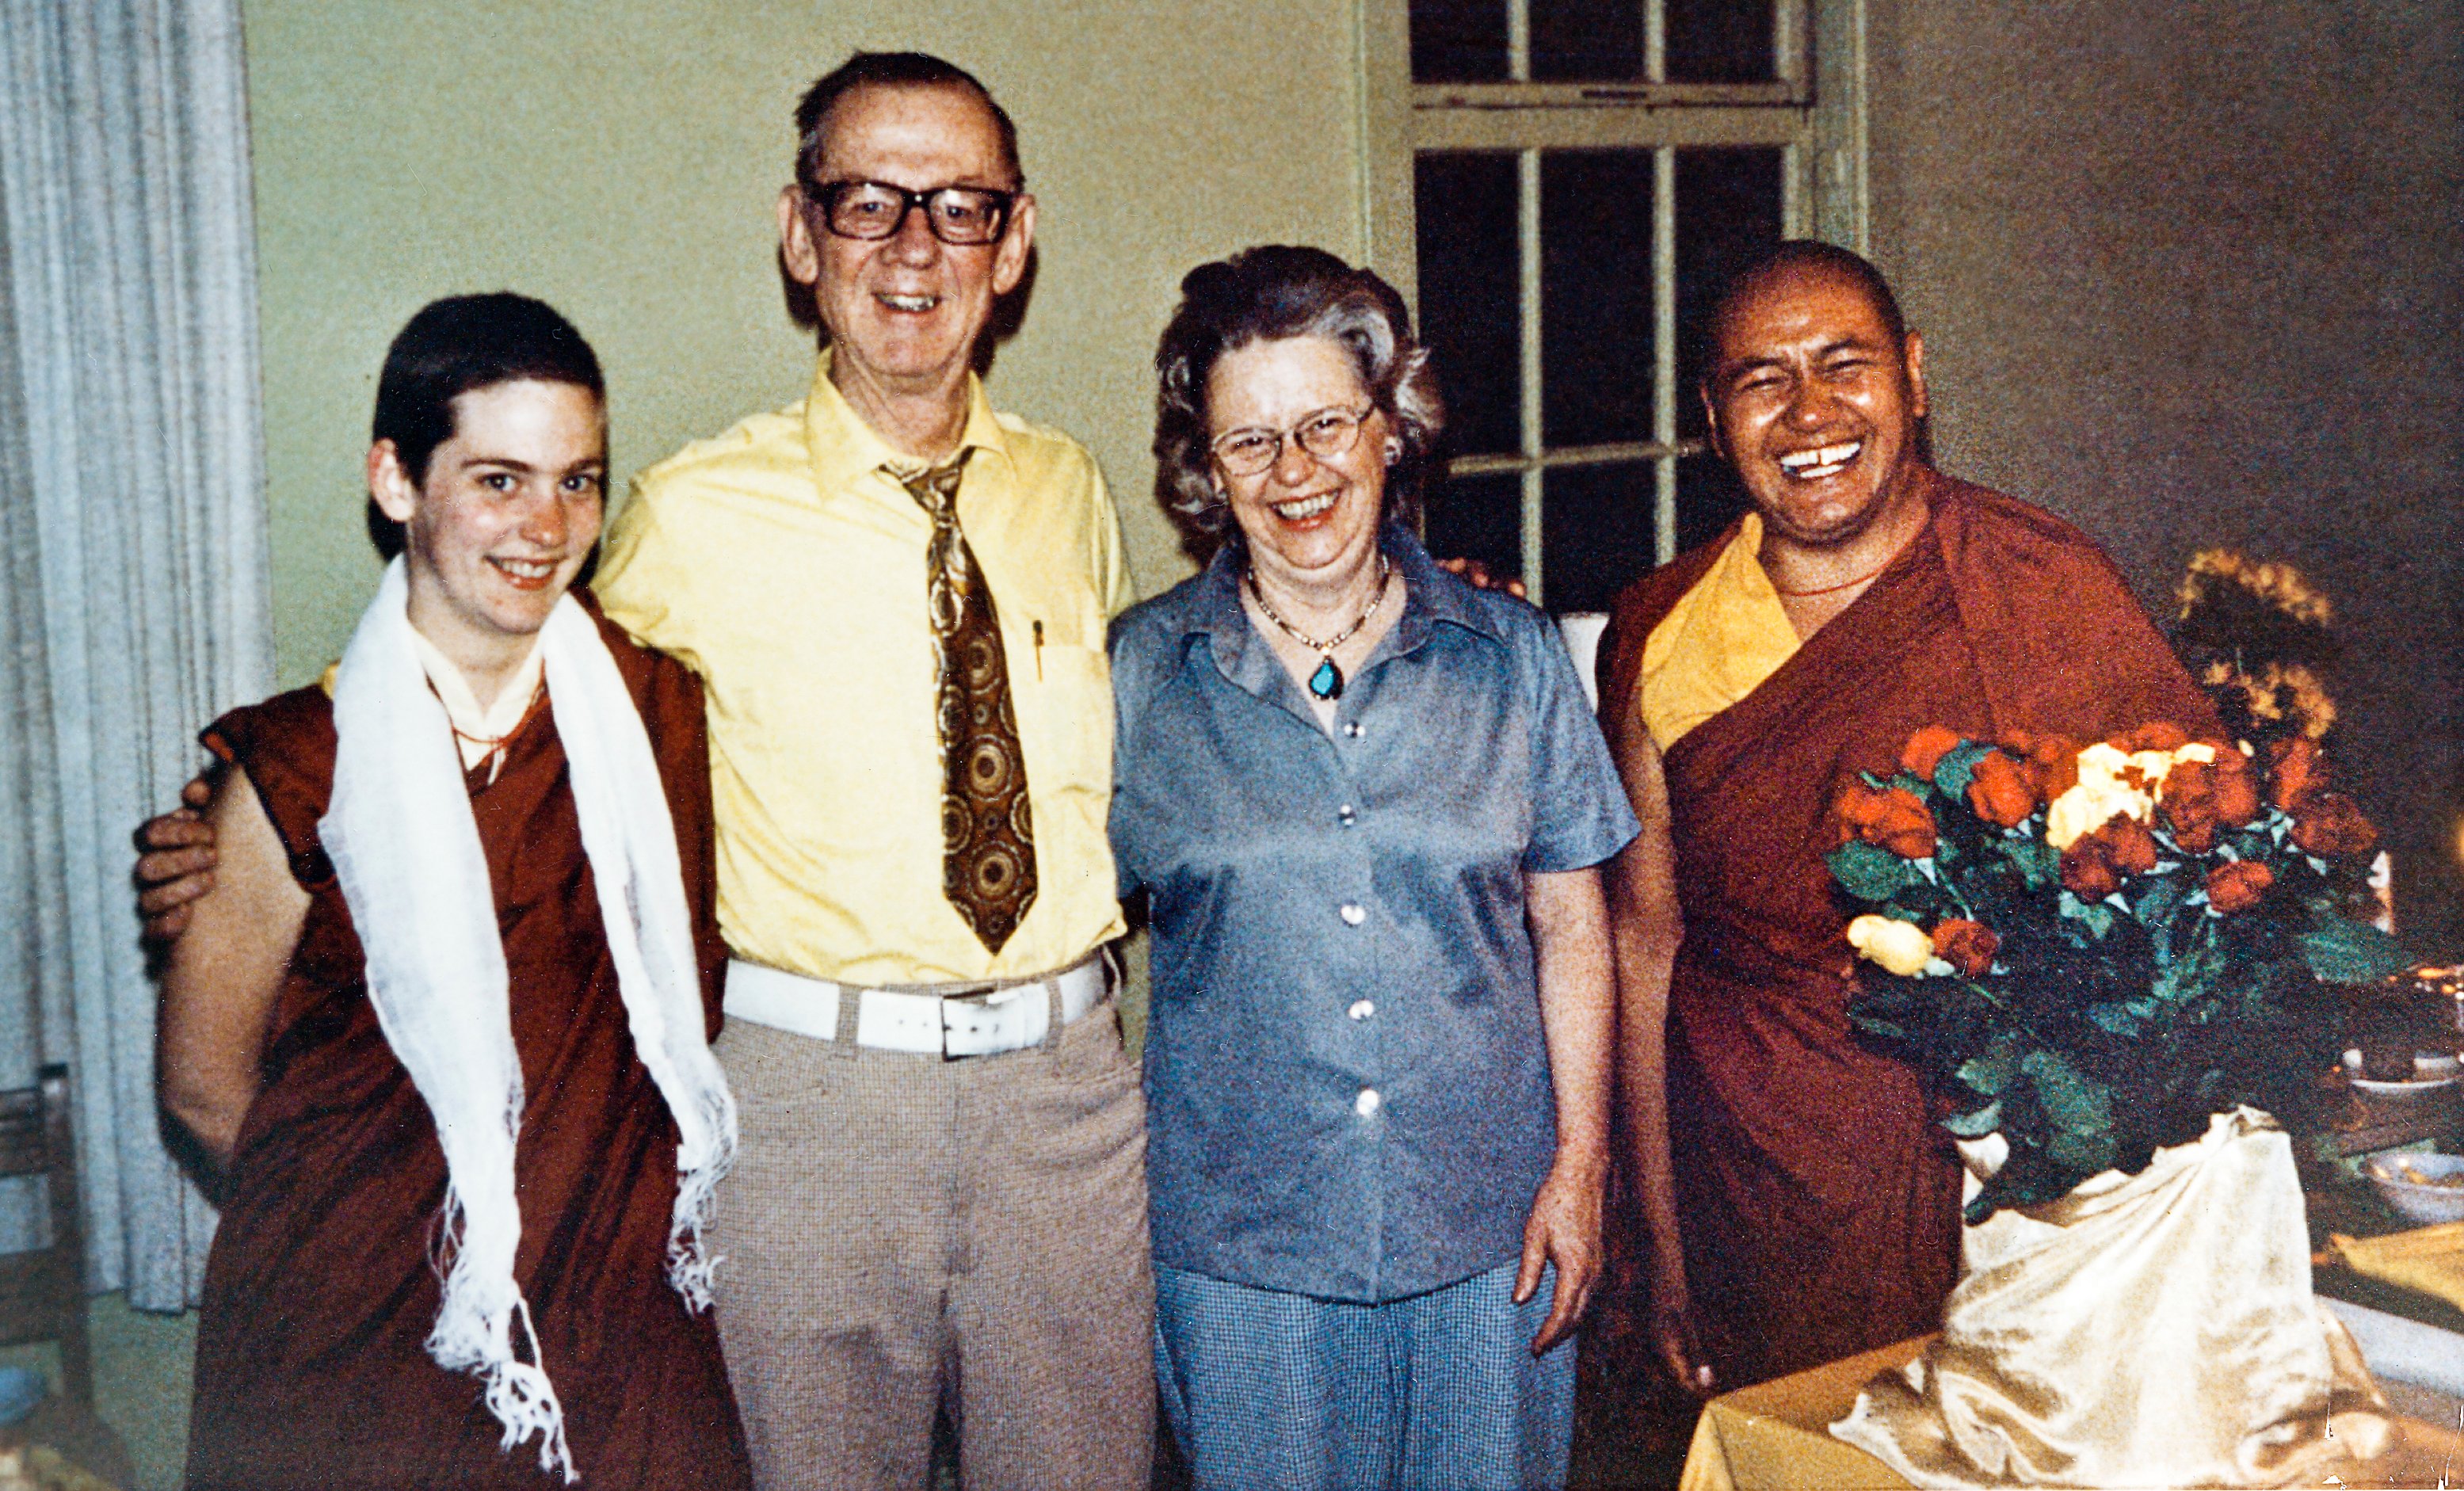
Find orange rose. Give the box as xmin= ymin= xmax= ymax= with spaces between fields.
xmin=2060 ymin=841 xmax=2121 ymax=900
xmin=1900 ymin=726 xmax=1966 ymax=784
xmin=2204 ymin=860 xmax=2274 ymax=913
xmin=2157 ymin=759 xmax=2220 ymax=853
xmin=1833 ymin=779 xmax=1937 ymax=858
xmin=2060 ymin=816 xmax=2158 ymax=898
xmin=1867 ymin=787 xmax=1939 ymax=860
xmin=2001 ymin=729 xmax=2083 ymax=803
xmin=2208 ymin=746 xmax=2262 ymax=826
xmin=2268 ymin=737 xmax=2327 ymax=812
xmin=2290 ymin=791 xmax=2377 ymax=858
xmin=1932 ymin=918 xmax=2001 ymax=977
xmin=1966 ymin=751 xmax=2038 ymax=828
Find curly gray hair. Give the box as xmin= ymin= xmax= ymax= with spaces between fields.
xmin=1152 ymin=246 xmax=1444 ymax=540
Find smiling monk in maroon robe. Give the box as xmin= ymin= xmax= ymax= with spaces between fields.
xmin=1592 ymin=243 xmax=2218 ymax=1403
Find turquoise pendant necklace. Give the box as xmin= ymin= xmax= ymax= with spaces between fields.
xmin=1246 ymin=555 xmax=1392 ymax=703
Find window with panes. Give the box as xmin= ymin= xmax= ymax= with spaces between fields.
xmin=1381 ymin=0 xmax=1864 ymax=612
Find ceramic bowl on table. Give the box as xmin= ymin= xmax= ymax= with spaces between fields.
xmin=2362 ymin=1152 xmax=2464 ymax=1225
xmin=2341 ymin=1047 xmax=2462 ymax=1100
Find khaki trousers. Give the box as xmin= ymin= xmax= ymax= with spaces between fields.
xmin=709 ymin=999 xmax=1154 ymax=1491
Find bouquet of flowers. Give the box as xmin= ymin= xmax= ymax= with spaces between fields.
xmin=1829 ymin=723 xmax=2406 ymax=1220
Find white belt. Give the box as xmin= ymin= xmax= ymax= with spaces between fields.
xmin=723 ymin=955 xmax=1108 ymax=1058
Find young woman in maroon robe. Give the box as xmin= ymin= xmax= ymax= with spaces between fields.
xmin=158 ymin=296 xmax=751 ymax=1490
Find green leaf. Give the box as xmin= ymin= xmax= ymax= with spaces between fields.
xmin=2022 ymin=1048 xmax=2114 ymax=1133
xmin=2085 ymin=1002 xmax=2144 ymax=1037
xmin=1829 ymin=838 xmax=1917 ymax=903
xmin=1932 ymin=741 xmax=1995 ymax=802
xmin=2048 ymin=1127 xmax=2119 ymax=1174
xmin=2058 ymin=893 xmax=2118 ymax=940
xmin=1941 ymin=1100 xmax=2003 ymax=1138
xmin=1957 ymin=1036 xmax=2025 ymax=1098
xmin=2001 ymin=835 xmax=2059 ymax=888
xmin=2298 ymin=915 xmax=2411 ymax=985
xmin=2131 ymin=873 xmax=2187 ymax=927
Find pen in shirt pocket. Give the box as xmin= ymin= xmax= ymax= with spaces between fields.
xmin=1032 ymin=620 xmax=1044 ymax=680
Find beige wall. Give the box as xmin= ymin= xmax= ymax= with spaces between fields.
xmin=246 ymin=0 xmax=1370 ymax=686
xmin=1864 ymin=2 xmax=2464 ymax=948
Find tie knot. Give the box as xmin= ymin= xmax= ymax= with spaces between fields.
xmin=892 ymin=452 xmax=971 ymax=520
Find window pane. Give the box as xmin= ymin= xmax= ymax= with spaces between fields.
xmin=1541 ymin=463 xmax=1656 ymax=614
xmin=1676 ymin=449 xmax=1752 ymax=555
xmin=1410 ymin=0 xmax=1509 ymax=82
xmin=1416 ymin=153 xmax=1523 ymax=459
xmin=1665 ymin=0 xmax=1778 ymax=83
xmin=1673 ymin=146 xmax=1785 ymax=437
xmin=1541 ymin=150 xmax=1655 ymax=449
xmin=1423 ymin=471 xmax=1524 ymax=585
xmin=1529 ymin=0 xmax=1644 ymax=82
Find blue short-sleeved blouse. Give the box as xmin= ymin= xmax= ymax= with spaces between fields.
xmin=1108 ymin=528 xmax=1640 ymax=1302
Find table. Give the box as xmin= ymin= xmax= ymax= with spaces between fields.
xmin=1673 ymin=1334 xmax=2464 ymax=1491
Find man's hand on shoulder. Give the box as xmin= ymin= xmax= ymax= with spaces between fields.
xmin=135 ymin=772 xmax=219 ymax=944
xmin=1436 ymin=555 xmax=1528 ymax=600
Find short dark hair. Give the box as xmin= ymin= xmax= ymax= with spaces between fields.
xmin=372 ymin=293 xmax=605 ymax=484
xmin=793 ymin=52 xmax=1021 ymax=191
xmin=1700 ymin=239 xmax=1909 ymax=382
xmin=1152 ymin=246 xmax=1445 ymax=541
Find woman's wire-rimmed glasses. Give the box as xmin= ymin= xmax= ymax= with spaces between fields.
xmin=1210 ymin=404 xmax=1377 ymax=477
xmin=807 ymin=180 xmax=1016 ymax=246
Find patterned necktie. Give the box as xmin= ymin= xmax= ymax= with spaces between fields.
xmin=896 ymin=452 xmax=1038 ymax=953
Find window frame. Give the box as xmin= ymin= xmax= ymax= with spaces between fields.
xmin=1358 ymin=0 xmax=1871 ymax=603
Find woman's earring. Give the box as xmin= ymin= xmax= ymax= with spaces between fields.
xmin=1383 ymin=440 xmax=1402 ymax=467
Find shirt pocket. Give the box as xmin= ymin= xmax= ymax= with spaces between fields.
xmin=1013 ymin=639 xmax=1114 ymax=808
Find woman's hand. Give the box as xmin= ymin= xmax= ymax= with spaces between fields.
xmin=1520 ymin=865 xmax=1615 ymax=1356
xmin=1516 ymin=1145 xmax=1605 ymax=1356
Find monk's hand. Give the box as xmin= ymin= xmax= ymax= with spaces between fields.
xmin=1516 ymin=1146 xmax=1605 ymax=1356
xmin=1435 ymin=555 xmax=1529 ymax=600
xmin=1648 ymin=1233 xmax=1715 ymax=1398
xmin=134 ymin=772 xmax=219 ymax=944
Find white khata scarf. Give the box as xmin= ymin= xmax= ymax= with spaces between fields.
xmin=319 ymin=559 xmax=736 ymax=1483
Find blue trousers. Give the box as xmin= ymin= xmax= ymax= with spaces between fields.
xmin=1153 ymin=1261 xmax=1576 ymax=1491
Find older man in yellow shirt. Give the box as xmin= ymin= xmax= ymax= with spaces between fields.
xmin=587 ymin=53 xmax=1153 ymax=1491
xmin=136 ymin=49 xmax=1150 ymax=1490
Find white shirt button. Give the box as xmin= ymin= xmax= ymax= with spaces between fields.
xmin=1348 ymin=999 xmax=1375 ymax=1020
xmin=1338 ymin=804 xmax=1357 ymax=826
xmin=1340 ymin=903 xmax=1366 ymax=926
xmin=1354 ymin=1088 xmax=1382 ymax=1117
xmin=1343 ymin=721 xmax=1365 ymax=738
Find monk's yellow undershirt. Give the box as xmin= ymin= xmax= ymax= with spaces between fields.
xmin=1638 ymin=512 xmax=1802 ymax=751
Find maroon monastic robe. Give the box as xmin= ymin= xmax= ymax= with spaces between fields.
xmin=185 ymin=602 xmax=753 ymax=1491
xmin=1597 ymin=468 xmax=2219 ymax=1389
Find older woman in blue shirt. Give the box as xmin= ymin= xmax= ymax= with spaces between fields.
xmin=1111 ymin=245 xmax=1639 ymax=1491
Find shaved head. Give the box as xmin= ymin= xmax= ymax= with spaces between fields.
xmin=1704 ymin=241 xmax=1907 ymax=379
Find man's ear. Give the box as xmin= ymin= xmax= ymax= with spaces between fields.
xmin=992 ymin=193 xmax=1036 ymax=297
xmin=778 ymin=185 xmax=822 ymax=288
xmin=1901 ymin=330 xmax=1928 ymax=421
xmin=1699 ymin=384 xmax=1728 ymax=463
xmin=368 ymin=441 xmax=419 ymax=524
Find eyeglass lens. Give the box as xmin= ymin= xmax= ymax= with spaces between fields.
xmin=1215 ymin=409 xmax=1369 ymax=475
xmin=818 ymin=181 xmax=1009 ymax=244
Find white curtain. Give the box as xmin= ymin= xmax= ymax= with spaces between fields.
xmin=0 ymin=0 xmax=269 ymax=1310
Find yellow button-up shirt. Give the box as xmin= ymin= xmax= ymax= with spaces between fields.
xmin=594 ymin=357 xmax=1132 ymax=986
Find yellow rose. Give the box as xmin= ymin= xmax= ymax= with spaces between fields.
xmin=2045 ymin=779 xmax=2153 ymax=850
xmin=1848 ymin=914 xmax=1936 ymax=977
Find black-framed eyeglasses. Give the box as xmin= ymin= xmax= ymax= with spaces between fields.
xmin=1210 ymin=404 xmax=1377 ymax=477
xmin=806 ymin=179 xmax=1017 ymax=246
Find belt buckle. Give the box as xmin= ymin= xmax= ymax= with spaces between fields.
xmin=937 ymin=983 xmax=1027 ymax=1061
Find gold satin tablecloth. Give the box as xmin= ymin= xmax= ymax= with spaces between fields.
xmin=1675 ymin=1336 xmax=2464 ymax=1491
